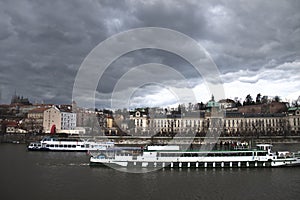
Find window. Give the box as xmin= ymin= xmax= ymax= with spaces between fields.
xmin=257 ymin=152 xmax=266 ymax=156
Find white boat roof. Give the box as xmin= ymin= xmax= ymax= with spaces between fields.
xmin=256 ymin=144 xmax=273 ymax=147
xmin=147 ymin=145 xmax=180 ymax=151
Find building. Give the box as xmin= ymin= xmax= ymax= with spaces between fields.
xmin=224 ymin=112 xmax=287 ymax=136
xmin=10 ymin=93 xmax=31 ymax=105
xmin=5 ymin=121 xmax=18 ymax=133
xmin=218 ymin=99 xmax=236 ymax=109
xmin=43 ymin=106 xmax=76 ymax=133
xmin=288 ymin=107 xmax=300 ymax=135
xmin=26 ymin=107 xmax=49 ymax=133
xmin=130 ymin=109 xmax=149 ymax=134
xmin=43 ymin=107 xmax=61 ymax=133
xmin=60 ymin=107 xmax=76 ymax=130
xmin=3 ymin=120 xmax=27 ymax=134
xmin=149 ymin=112 xmax=206 ymax=136
xmin=122 ymin=103 xmax=299 ymax=137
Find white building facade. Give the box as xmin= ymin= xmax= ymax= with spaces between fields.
xmin=61 ymin=111 xmax=76 ymax=130
xmin=43 ymin=106 xmax=76 ymax=133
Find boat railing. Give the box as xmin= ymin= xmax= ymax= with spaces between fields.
xmin=276 ymin=151 xmax=294 ymax=158
xmin=294 ymin=152 xmax=300 ymax=157
xmin=233 ymin=146 xmax=250 ymax=150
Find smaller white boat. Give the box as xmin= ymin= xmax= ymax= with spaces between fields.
xmin=28 ymin=136 xmax=114 ymax=152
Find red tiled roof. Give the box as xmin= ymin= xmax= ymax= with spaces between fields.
xmin=6 ymin=121 xmax=18 ymax=127
xmin=28 ymin=107 xmax=49 ymax=113
xmin=0 ymin=104 xmax=10 ymax=108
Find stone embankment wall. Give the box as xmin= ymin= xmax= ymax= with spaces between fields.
xmin=1 ymin=134 xmax=300 ymax=144
xmin=0 ymin=134 xmax=44 ymax=144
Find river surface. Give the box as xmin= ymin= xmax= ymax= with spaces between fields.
xmin=1 ymin=143 xmax=300 ymax=200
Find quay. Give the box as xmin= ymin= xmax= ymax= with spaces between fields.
xmin=1 ymin=133 xmax=300 ymax=145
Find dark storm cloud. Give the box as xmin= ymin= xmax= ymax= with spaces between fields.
xmin=0 ymin=0 xmax=110 ymax=104
xmin=98 ymin=49 xmax=201 ymax=94
xmin=203 ymin=0 xmax=300 ymax=72
xmin=0 ymin=0 xmax=299 ymax=106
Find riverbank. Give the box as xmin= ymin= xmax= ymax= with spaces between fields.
xmin=1 ymin=133 xmax=300 ymax=145
xmin=0 ymin=133 xmax=44 ymax=144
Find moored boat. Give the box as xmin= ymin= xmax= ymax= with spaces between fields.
xmin=28 ymin=136 xmax=114 ymax=152
xmin=90 ymin=144 xmax=300 ymax=168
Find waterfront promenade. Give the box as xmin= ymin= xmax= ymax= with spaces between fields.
xmin=1 ymin=133 xmax=300 ymax=145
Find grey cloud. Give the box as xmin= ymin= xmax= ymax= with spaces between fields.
xmin=0 ymin=0 xmax=299 ymax=107
xmin=221 ymin=60 xmax=300 ymax=85
xmin=97 ymin=49 xmax=202 ymax=95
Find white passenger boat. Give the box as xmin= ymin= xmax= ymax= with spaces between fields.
xmin=28 ymin=136 xmax=114 ymax=152
xmin=90 ymin=144 xmax=300 ymax=168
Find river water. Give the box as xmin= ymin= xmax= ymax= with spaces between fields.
xmin=1 ymin=143 xmax=300 ymax=200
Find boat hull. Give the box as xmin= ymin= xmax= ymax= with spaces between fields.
xmin=28 ymin=147 xmax=87 ymax=152
xmin=90 ymin=158 xmax=300 ymax=168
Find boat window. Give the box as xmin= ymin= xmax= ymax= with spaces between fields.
xmin=50 ymin=145 xmax=54 ymax=148
xmin=72 ymin=145 xmax=76 ymax=148
xmin=257 ymin=152 xmax=266 ymax=156
xmin=59 ymin=145 xmax=63 ymax=148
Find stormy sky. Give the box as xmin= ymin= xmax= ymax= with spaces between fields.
xmin=0 ymin=0 xmax=299 ymax=108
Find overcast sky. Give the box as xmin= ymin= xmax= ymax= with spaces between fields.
xmin=0 ymin=0 xmax=299 ymax=108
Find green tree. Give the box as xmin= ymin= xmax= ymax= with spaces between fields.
xmin=256 ymin=93 xmax=261 ymax=104
xmin=243 ymin=94 xmax=254 ymax=105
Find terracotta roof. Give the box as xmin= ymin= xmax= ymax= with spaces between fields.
xmin=0 ymin=104 xmax=10 ymax=108
xmin=6 ymin=121 xmax=18 ymax=127
xmin=28 ymin=107 xmax=49 ymax=113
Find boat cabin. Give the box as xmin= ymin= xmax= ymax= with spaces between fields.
xmin=256 ymin=144 xmax=273 ymax=155
xmin=256 ymin=144 xmax=272 ymax=151
xmin=146 ymin=145 xmax=180 ymax=151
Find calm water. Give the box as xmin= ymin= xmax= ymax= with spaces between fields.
xmin=1 ymin=143 xmax=300 ymax=200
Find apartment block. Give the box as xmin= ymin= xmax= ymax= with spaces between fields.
xmin=43 ymin=106 xmax=76 ymax=133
